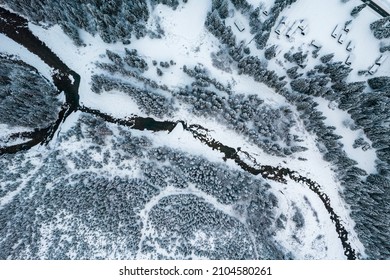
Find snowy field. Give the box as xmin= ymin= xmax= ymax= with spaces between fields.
xmin=1 ymin=0 xmax=389 ymax=260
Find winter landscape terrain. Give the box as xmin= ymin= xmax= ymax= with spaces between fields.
xmin=0 ymin=0 xmax=389 ymax=260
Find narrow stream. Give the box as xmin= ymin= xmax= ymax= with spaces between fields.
xmin=0 ymin=7 xmax=80 ymax=109
xmin=81 ymin=107 xmax=356 ymax=260
xmin=0 ymin=7 xmax=356 ymax=259
xmin=185 ymin=124 xmax=356 ymax=259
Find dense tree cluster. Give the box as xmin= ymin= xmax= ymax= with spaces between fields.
xmin=0 ymin=170 xmax=158 ymax=259
xmin=318 ymin=61 xmax=352 ymax=83
xmin=178 ymin=66 xmax=304 ymax=157
xmin=91 ymin=74 xmax=174 ymax=118
xmin=229 ymin=0 xmax=252 ymax=13
xmin=237 ymin=56 xmax=287 ymax=91
xmin=367 ymin=76 xmax=390 ymax=92
xmin=144 ymin=147 xmax=286 ymax=259
xmin=211 ymin=50 xmax=234 ymax=73
xmin=290 ymin=75 xmax=331 ymax=97
xmin=182 ymin=65 xmax=232 ymax=94
xmin=285 ymin=56 xmax=390 ymax=258
xmin=284 ymin=51 xmax=308 ymax=68
xmin=286 ymin=66 xmax=302 ymax=79
xmin=212 ymin=0 xmax=230 ymax=19
xmin=148 ymin=146 xmax=263 ymax=204
xmin=264 ymin=45 xmax=278 ymax=60
xmin=90 ymin=48 xmax=176 ymax=118
xmin=150 ymin=0 xmax=180 ymax=10
xmin=0 ymin=152 xmax=31 ymax=199
xmin=0 ymin=112 xmax=291 ymax=259
xmin=292 ymin=207 xmax=305 ymax=229
xmin=370 ymin=16 xmax=390 ymax=39
xmin=350 ymin=4 xmax=366 ymax=17
xmin=105 ymin=49 xmax=149 ymax=73
xmin=144 ymin=194 xmax=260 ymax=259
xmin=320 ymin=53 xmax=335 ymax=64
xmin=123 ymin=48 xmax=149 ymax=72
xmin=246 ymin=188 xmax=286 ymax=259
xmin=95 ymin=62 xmax=160 ymax=90
xmin=205 ymin=11 xmax=237 ymax=47
xmin=1 ymin=0 xmax=150 ymax=44
xmin=0 ymin=55 xmax=61 ymax=129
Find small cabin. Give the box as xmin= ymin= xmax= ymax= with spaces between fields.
xmin=344 ymin=21 xmax=351 ymax=33
xmin=368 ymin=64 xmax=380 ymax=75
xmin=275 ymin=17 xmax=287 ymax=35
xmin=346 ymin=41 xmax=354 ymax=51
xmin=331 ymin=25 xmax=339 ymax=38
xmin=286 ymin=21 xmax=300 ymax=38
xmin=375 ymin=54 xmax=388 ymax=65
xmin=338 ymin=33 xmax=346 ymax=44
xmin=345 ymin=54 xmax=355 ymax=66
xmin=362 ymin=143 xmax=370 ymax=151
xmin=234 ymin=20 xmax=245 ymax=32
xmin=310 ymin=40 xmax=322 ymax=48
xmin=298 ymin=19 xmax=308 ymax=31
xmin=275 ymin=22 xmax=286 ymax=35
xmin=301 ymin=25 xmax=309 ymax=36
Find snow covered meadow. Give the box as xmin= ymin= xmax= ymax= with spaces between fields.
xmin=0 ymin=0 xmax=389 ymax=259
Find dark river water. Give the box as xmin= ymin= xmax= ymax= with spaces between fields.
xmin=0 ymin=7 xmax=356 ymax=260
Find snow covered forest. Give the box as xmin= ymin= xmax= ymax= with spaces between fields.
xmin=0 ymin=0 xmax=389 ymax=260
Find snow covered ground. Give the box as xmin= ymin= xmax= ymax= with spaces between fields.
xmin=2 ymin=0 xmax=387 ymax=259
xmin=314 ymin=97 xmax=377 ymax=174
xmin=0 ymin=34 xmax=53 ymax=82
xmin=263 ymin=0 xmax=388 ymax=78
